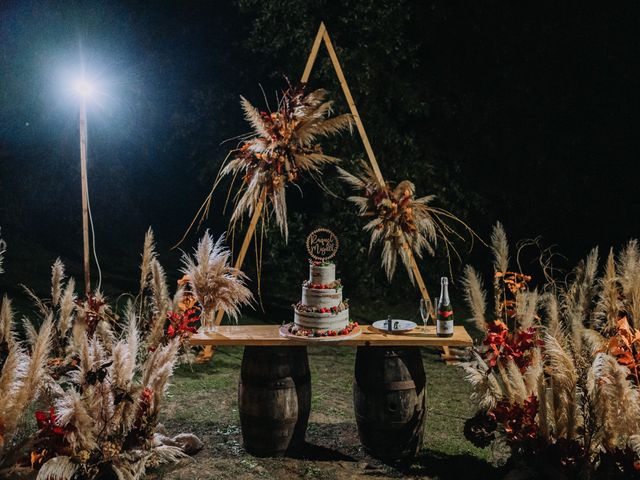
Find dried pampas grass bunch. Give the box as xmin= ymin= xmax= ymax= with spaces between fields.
xmin=33 ymin=330 xmax=189 ymax=480
xmin=180 ymin=231 xmax=253 ymax=331
xmin=461 ymin=227 xmax=640 ymax=477
xmin=0 ymin=228 xmax=204 ymax=479
xmin=136 ymin=228 xmax=201 ymax=358
xmin=0 ymin=237 xmax=55 ymax=476
xmin=181 ymin=83 xmax=353 ymax=245
xmin=0 ymin=316 xmax=53 ymax=468
xmin=338 ymin=161 xmax=480 ymax=283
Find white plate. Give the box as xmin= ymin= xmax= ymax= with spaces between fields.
xmin=372 ymin=319 xmax=417 ymax=334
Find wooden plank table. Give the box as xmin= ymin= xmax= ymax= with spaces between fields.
xmin=189 ymin=324 xmax=473 ymax=460
xmin=190 ymin=324 xmax=472 ymax=347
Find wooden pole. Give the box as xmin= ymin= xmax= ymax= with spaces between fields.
xmin=301 ymin=22 xmax=326 ymax=85
xmin=79 ymin=96 xmax=91 ymax=295
xmin=314 ymin=23 xmax=433 ymax=310
xmin=309 ymin=24 xmax=445 ymax=356
xmin=318 ymin=25 xmax=386 ymax=187
xmin=214 ymin=188 xmax=266 ymax=327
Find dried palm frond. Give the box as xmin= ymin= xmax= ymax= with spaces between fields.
xmin=516 ymin=290 xmax=539 ymax=330
xmin=522 ymin=347 xmax=542 ymax=396
xmin=171 ymin=284 xmax=186 ymax=313
xmin=556 ymin=250 xmax=599 ymax=354
xmin=618 ymin=239 xmax=640 ymax=294
xmin=495 ymin=360 xmax=515 ymax=402
xmin=58 ymin=278 xmax=76 ymax=338
xmin=460 ymin=351 xmax=503 ymax=411
xmin=0 ymin=339 xmax=26 ymax=399
xmin=51 ymin=258 xmax=65 ymax=307
xmin=491 ymin=223 xmax=510 ymax=319
xmin=544 ymin=331 xmax=578 ymax=439
xmin=140 ymin=228 xmax=157 ymax=295
xmin=55 ymin=388 xmax=98 ymax=452
xmin=594 ymin=249 xmax=621 ymax=332
xmin=491 ymin=222 xmax=510 ymax=275
xmin=183 ymin=85 xmax=352 ymax=244
xmin=338 ymin=161 xmax=481 ymax=283
xmin=589 ymin=352 xmax=640 ymax=449
xmin=150 ymin=260 xmax=170 ymax=316
xmin=21 ymin=284 xmax=49 ymax=317
xmin=617 ymin=240 xmax=640 ymax=328
xmin=537 ymin=370 xmax=551 ymax=441
xmin=542 ymin=292 xmax=565 ymax=344
xmin=0 ymin=295 xmax=14 ymax=346
xmin=180 ymin=232 xmax=253 ymax=329
xmin=142 ymin=339 xmax=180 ymax=419
xmin=462 ymin=265 xmax=488 ymax=332
xmin=1 ymin=316 xmax=53 ymax=445
xmin=505 ymin=358 xmax=528 ymax=404
xmin=36 ymin=456 xmax=78 ymax=480
xmin=582 ymin=328 xmax=607 ymax=355
xmin=22 ymin=317 xmax=38 ymax=347
xmin=563 ymin=247 xmax=599 ymax=327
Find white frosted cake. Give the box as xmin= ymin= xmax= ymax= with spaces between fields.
xmin=292 ymin=261 xmax=349 ymax=334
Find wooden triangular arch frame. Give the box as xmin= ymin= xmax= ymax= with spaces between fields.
xmin=202 ymin=22 xmax=439 ymax=359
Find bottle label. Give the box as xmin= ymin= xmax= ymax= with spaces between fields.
xmin=437 ymin=319 xmax=454 ymax=335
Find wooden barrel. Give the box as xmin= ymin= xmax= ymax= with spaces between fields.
xmin=238 ymin=346 xmax=311 ymax=456
xmin=353 ymin=346 xmax=426 ymax=461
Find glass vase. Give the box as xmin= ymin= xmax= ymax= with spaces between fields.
xmin=203 ymin=310 xmax=218 ymax=333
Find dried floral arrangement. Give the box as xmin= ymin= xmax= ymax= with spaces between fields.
xmin=181 ymin=83 xmax=353 ymax=246
xmin=337 ymin=161 xmax=480 ymax=283
xmin=179 ymin=231 xmax=253 ymax=331
xmin=461 ymin=224 xmax=640 ymax=478
xmin=0 ymin=228 xmax=250 ymax=479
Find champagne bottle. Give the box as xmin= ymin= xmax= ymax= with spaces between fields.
xmin=436 ymin=277 xmax=454 ymax=337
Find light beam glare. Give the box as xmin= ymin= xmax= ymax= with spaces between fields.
xmin=74 ymin=78 xmax=94 ymax=97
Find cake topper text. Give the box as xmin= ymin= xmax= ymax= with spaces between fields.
xmin=306 ymin=228 xmax=339 ymax=261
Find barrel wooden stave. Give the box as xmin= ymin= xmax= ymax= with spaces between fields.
xmin=353 ymin=346 xmax=426 ymax=461
xmin=238 ymin=346 xmax=311 ymax=457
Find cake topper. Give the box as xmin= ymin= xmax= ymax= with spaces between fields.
xmin=306 ymin=228 xmax=339 ymax=261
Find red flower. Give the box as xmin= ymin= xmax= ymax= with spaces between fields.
xmin=74 ymin=294 xmax=107 ymax=338
xmin=166 ymin=308 xmax=199 ymax=339
xmin=488 ymin=395 xmax=539 ymax=446
xmin=35 ymin=407 xmax=65 ymax=437
xmin=484 ymin=321 xmax=540 ymax=372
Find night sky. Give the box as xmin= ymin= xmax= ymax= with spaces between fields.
xmin=1 ymin=1 xmax=640 ymax=303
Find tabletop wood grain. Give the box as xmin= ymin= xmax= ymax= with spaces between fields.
xmin=189 ymin=325 xmax=473 ymax=347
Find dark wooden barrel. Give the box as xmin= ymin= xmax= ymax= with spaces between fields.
xmin=353 ymin=346 xmax=426 ymax=461
xmin=238 ymin=346 xmax=311 ymax=456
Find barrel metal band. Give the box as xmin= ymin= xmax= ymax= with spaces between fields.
xmin=355 ymin=379 xmax=416 ymax=391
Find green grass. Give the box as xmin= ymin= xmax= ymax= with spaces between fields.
xmin=158 ymin=341 xmax=499 ymax=480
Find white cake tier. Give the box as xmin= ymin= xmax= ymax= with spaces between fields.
xmin=309 ymin=263 xmax=335 ymax=285
xmin=294 ymin=308 xmax=349 ymax=331
xmin=301 ymin=286 xmax=342 ymax=309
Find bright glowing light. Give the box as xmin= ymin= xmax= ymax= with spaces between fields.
xmin=74 ymin=78 xmax=94 ymax=97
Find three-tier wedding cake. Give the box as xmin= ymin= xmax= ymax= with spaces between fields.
xmin=285 ymin=228 xmax=358 ymax=338
xmin=292 ymin=260 xmax=350 ymax=334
